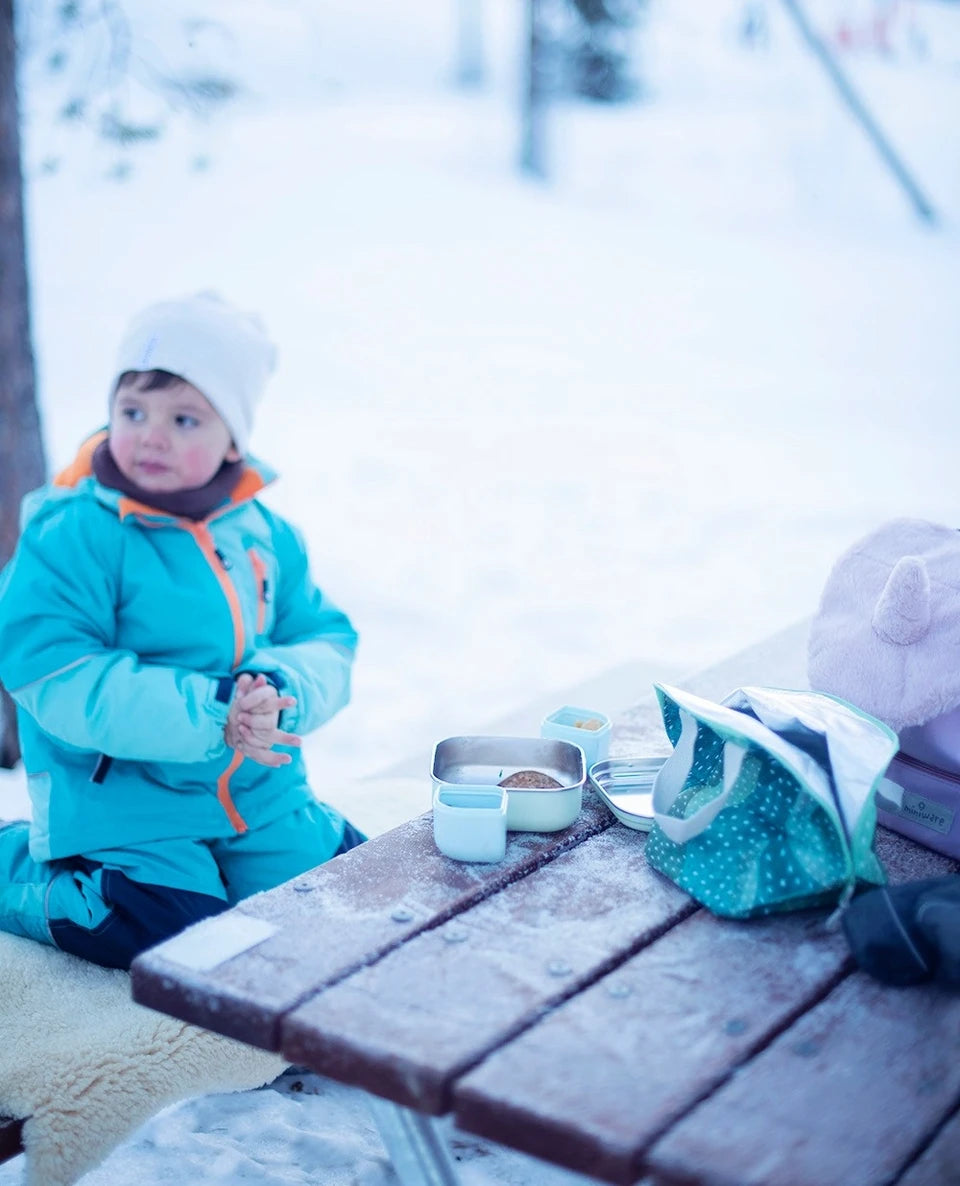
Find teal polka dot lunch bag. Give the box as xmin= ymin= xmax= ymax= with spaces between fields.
xmin=645 ymin=684 xmax=899 ymax=919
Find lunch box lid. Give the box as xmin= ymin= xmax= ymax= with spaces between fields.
xmin=588 ymin=756 xmax=667 ymax=832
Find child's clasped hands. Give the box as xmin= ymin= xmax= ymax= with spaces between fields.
xmin=225 ymin=673 xmax=301 ymax=766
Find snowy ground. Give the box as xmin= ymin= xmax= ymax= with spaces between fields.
xmin=2 ymin=0 xmax=959 ymax=1182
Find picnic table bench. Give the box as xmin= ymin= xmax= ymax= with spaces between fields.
xmin=131 ymin=621 xmax=960 ymax=1186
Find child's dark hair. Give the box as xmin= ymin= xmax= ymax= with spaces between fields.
xmin=114 ymin=369 xmax=185 ymax=394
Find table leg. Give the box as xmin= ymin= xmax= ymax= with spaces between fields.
xmin=366 ymin=1096 xmax=462 ymax=1186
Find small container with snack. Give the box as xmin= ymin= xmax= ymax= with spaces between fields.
xmin=540 ymin=706 xmax=612 ymax=768
xmin=431 ymin=736 xmax=585 ymax=834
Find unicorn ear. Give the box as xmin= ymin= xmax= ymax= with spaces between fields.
xmin=872 ymin=556 xmax=931 ymax=645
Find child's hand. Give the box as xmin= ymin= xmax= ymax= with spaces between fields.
xmin=224 ymin=673 xmax=301 ymax=767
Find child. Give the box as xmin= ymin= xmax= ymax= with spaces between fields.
xmin=0 ymin=291 xmax=363 ymax=970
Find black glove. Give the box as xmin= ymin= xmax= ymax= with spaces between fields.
xmin=843 ymin=876 xmax=960 ymax=988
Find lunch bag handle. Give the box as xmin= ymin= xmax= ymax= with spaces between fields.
xmin=652 ymin=708 xmax=747 ymax=844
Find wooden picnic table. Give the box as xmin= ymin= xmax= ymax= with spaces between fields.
xmin=131 ymin=622 xmax=960 ymax=1186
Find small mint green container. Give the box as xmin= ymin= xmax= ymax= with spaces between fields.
xmin=432 ymin=783 xmax=508 ymax=863
xmin=540 ymin=706 xmax=611 ymax=769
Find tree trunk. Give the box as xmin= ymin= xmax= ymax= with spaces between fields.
xmin=520 ymin=0 xmax=547 ymax=177
xmin=456 ymin=0 xmax=485 ymax=87
xmin=779 ymin=0 xmax=937 ymax=226
xmin=0 ymin=0 xmax=46 ymax=768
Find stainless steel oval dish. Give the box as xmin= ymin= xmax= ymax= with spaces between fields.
xmin=587 ymin=756 xmax=667 ymax=832
xmin=431 ymin=736 xmax=585 ymax=832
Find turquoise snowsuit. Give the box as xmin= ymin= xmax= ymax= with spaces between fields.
xmin=0 ymin=434 xmax=362 ymax=968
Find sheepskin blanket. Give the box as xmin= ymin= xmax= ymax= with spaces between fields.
xmin=0 ymin=931 xmax=285 ymax=1186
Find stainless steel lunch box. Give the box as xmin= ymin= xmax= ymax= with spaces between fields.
xmin=431 ymin=736 xmax=586 ymax=832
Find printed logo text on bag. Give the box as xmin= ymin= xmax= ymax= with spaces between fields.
xmin=895 ymin=792 xmax=955 ymax=836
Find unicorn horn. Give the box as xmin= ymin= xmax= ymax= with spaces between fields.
xmin=872 ymin=556 xmax=931 ymax=645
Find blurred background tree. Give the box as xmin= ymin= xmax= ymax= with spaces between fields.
xmin=521 ymin=0 xmax=647 ymax=175
xmin=456 ymin=0 xmax=485 ymax=86
xmin=567 ymin=0 xmax=647 ymax=102
xmin=0 ymin=0 xmax=237 ymax=767
xmin=18 ymin=1 xmax=238 ymax=180
xmin=0 ymin=0 xmax=44 ymax=768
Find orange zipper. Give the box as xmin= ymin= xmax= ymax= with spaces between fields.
xmin=217 ymin=751 xmax=248 ymax=834
xmin=115 ymin=507 xmax=250 ymax=833
xmin=185 ymin=523 xmax=246 ymax=670
xmin=186 ymin=524 xmax=248 ymax=833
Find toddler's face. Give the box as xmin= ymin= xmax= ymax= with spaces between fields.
xmin=109 ymin=376 xmax=239 ymax=494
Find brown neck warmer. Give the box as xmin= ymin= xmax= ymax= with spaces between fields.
xmin=92 ymin=439 xmax=245 ymax=521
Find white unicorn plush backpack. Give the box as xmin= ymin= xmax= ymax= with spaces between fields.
xmin=808 ymin=518 xmax=960 ymax=860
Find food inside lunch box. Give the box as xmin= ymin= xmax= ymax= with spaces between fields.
xmin=498 ymin=770 xmax=564 ymax=789
xmin=572 ymin=718 xmax=604 ymax=730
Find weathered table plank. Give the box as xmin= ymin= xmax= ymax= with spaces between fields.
xmin=281 ymin=827 xmax=696 ymax=1113
xmin=873 ymin=828 xmax=959 ymax=886
xmin=895 ymin=1107 xmax=960 ymax=1186
xmin=644 ymin=972 xmax=960 ymax=1186
xmin=449 ymin=827 xmax=955 ymax=1184
xmin=132 ymin=800 xmax=613 ymax=1049
xmin=453 ymin=909 xmax=850 ymax=1185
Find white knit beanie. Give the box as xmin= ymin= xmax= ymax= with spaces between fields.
xmin=808 ymin=518 xmax=960 ymax=732
xmin=113 ymin=291 xmax=277 ymax=457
